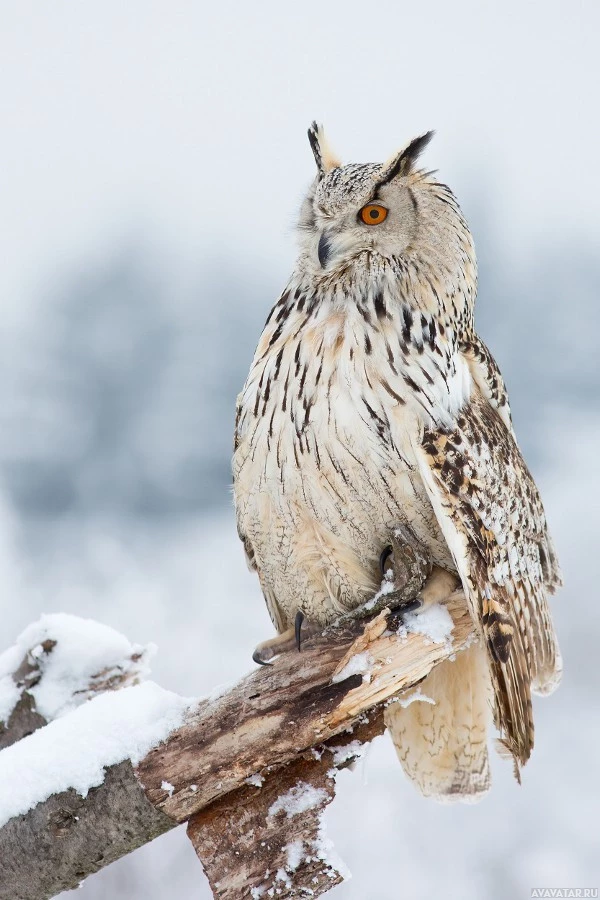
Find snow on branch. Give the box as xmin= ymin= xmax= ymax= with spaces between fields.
xmin=0 ymin=584 xmax=475 ymax=900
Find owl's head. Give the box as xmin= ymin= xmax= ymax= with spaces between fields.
xmin=298 ymin=122 xmax=474 ymax=283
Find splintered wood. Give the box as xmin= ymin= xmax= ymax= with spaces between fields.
xmin=188 ymin=720 xmax=385 ymax=900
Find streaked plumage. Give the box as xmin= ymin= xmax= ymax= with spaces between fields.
xmin=233 ymin=124 xmax=562 ymax=799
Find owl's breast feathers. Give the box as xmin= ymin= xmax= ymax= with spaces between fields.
xmin=234 ymin=269 xmax=561 ymax=767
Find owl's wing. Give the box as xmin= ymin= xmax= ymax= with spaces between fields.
xmin=415 ymin=337 xmax=562 ymax=769
xmin=459 ymin=335 xmax=514 ymax=433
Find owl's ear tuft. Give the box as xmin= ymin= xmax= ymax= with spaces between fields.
xmin=377 ymin=131 xmax=435 ymax=186
xmin=307 ymin=122 xmax=341 ymax=175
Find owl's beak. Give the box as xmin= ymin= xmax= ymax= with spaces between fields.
xmin=317 ymin=230 xmax=333 ymax=268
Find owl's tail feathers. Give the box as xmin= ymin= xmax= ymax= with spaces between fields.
xmin=384 ymin=643 xmax=493 ymax=803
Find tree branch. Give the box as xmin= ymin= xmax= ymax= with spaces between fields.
xmin=0 ymin=589 xmax=474 ymax=900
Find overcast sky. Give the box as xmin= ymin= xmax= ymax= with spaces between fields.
xmin=1 ymin=0 xmax=598 ymax=320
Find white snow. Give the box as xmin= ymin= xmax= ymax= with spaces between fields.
xmin=161 ymin=780 xmax=175 ymax=797
xmin=245 ymin=773 xmax=265 ymax=788
xmin=401 ymin=603 xmax=454 ymax=647
xmin=268 ymin=782 xmax=329 ymax=819
xmin=387 ymin=687 xmax=436 ymax=709
xmin=0 ymin=681 xmax=192 ymax=828
xmin=0 ymin=643 xmax=21 ymax=722
xmin=328 ymin=740 xmax=367 ymax=767
xmin=331 ymin=651 xmax=374 ymax=684
xmin=312 ymin=821 xmax=351 ymax=882
xmin=0 ymin=613 xmax=154 ymax=724
xmin=359 ymin=571 xmax=396 ymax=613
xmin=285 ymin=839 xmax=305 ymax=872
xmin=275 ymin=868 xmax=291 ymax=887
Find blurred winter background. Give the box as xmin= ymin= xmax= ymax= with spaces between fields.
xmin=1 ymin=2 xmax=598 ymax=898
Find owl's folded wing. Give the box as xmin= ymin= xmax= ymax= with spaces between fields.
xmin=415 ymin=356 xmax=562 ymax=769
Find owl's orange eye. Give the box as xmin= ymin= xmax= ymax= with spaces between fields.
xmin=359 ymin=204 xmax=388 ymax=225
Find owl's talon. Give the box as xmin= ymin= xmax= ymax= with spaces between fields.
xmin=252 ymin=648 xmax=275 ymax=666
xmin=379 ymin=545 xmax=393 ymax=576
xmin=295 ymin=610 xmax=304 ymax=651
xmin=387 ymin=597 xmax=423 ymax=630
xmin=252 ymin=625 xmax=297 ymax=666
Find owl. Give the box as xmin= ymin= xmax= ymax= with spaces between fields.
xmin=233 ymin=123 xmax=562 ymax=801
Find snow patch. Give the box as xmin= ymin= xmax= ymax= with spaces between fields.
xmin=313 ymin=821 xmax=351 ymax=882
xmin=401 ymin=603 xmax=454 ymax=647
xmin=245 ymin=773 xmax=264 ymax=788
xmin=0 ymin=643 xmax=21 ymax=722
xmin=268 ymin=782 xmax=328 ymax=818
xmin=275 ymin=868 xmax=291 ymax=887
xmin=387 ymin=687 xmax=436 ymax=709
xmin=329 ymin=740 xmax=367 ymax=766
xmin=0 ymin=614 xmax=153 ymax=724
xmin=285 ymin=839 xmax=305 ymax=872
xmin=0 ymin=681 xmax=192 ymax=828
xmin=360 ymin=571 xmax=396 ymax=613
xmin=331 ymin=651 xmax=374 ymax=684
xmin=161 ymin=780 xmax=175 ymax=797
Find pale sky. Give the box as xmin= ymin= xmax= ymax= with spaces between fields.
xmin=1 ymin=0 xmax=598 ymax=317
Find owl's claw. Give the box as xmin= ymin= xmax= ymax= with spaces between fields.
xmin=386 ymin=597 xmax=423 ymax=630
xmin=379 ymin=544 xmax=393 ymax=576
xmin=252 ymin=648 xmax=274 ymax=667
xmin=252 ymin=616 xmax=321 ymax=665
xmin=295 ymin=610 xmax=304 ymax=651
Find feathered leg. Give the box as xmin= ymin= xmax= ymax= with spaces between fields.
xmin=385 ymin=642 xmax=493 ymax=802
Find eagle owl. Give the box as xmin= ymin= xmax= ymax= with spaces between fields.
xmin=233 ymin=124 xmax=562 ymax=801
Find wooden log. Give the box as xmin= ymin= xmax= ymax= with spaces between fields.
xmin=0 ymin=592 xmax=474 ymax=900
xmin=0 ymin=761 xmax=174 ymax=900
xmin=137 ymin=591 xmax=472 ymax=823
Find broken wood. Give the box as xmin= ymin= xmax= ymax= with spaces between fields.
xmin=0 ymin=587 xmax=474 ymax=900
xmin=187 ymin=716 xmax=386 ymax=900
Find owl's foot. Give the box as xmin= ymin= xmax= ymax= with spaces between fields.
xmin=252 ymin=614 xmax=321 ymax=666
xmin=356 ymin=524 xmax=432 ymax=619
xmin=386 ymin=565 xmax=460 ymax=629
xmin=418 ymin=566 xmax=460 ymax=609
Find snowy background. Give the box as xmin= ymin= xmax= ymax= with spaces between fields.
xmin=1 ymin=2 xmax=599 ymax=898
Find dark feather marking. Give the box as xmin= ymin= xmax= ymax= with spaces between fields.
xmin=402 ymin=307 xmax=413 ymax=342
xmin=375 ymin=131 xmax=435 ymax=186
xmin=380 ymin=378 xmax=405 ymax=404
xmin=274 ymin=345 xmax=285 ymax=380
xmin=282 ymin=371 xmax=289 ymax=412
xmin=358 ymin=304 xmax=372 ymax=326
xmin=404 ymin=374 xmax=422 ymax=394
xmin=298 ymin=363 xmax=308 ymax=398
xmin=374 ymin=291 xmax=388 ymax=320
